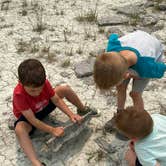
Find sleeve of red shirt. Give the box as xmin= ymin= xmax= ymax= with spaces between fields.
xmin=45 ymin=79 xmax=55 ymax=98
xmin=13 ymin=94 xmax=30 ymax=112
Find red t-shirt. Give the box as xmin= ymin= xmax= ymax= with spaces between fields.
xmin=13 ymin=79 xmax=55 ymax=118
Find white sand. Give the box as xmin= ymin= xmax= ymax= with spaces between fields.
xmin=0 ymin=0 xmax=165 ymax=165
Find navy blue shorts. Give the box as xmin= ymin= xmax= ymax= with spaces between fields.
xmin=136 ymin=158 xmax=142 ymax=166
xmin=14 ymin=100 xmax=56 ymax=135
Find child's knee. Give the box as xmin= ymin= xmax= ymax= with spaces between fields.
xmin=55 ymin=84 xmax=70 ymax=91
xmin=59 ymin=84 xmax=71 ymax=94
xmin=62 ymin=84 xmax=71 ymax=91
xmin=129 ymin=91 xmax=141 ymax=99
xmin=54 ymin=84 xmax=72 ymax=98
xmin=15 ymin=122 xmax=31 ymax=136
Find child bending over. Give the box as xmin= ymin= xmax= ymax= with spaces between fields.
xmin=94 ymin=30 xmax=166 ymax=131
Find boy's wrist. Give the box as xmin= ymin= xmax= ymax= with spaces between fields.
xmin=48 ymin=126 xmax=54 ymax=134
xmin=68 ymin=112 xmax=75 ymax=119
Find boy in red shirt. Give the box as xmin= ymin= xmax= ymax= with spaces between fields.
xmin=13 ymin=59 xmax=91 ymax=166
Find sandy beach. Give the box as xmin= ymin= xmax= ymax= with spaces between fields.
xmin=0 ymin=0 xmax=165 ymax=165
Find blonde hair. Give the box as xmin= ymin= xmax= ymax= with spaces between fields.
xmin=93 ymin=52 xmax=128 ymax=89
xmin=114 ymin=107 xmax=153 ymax=139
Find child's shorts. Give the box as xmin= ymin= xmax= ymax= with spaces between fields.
xmin=14 ymin=100 xmax=56 ymax=135
xmin=123 ymin=78 xmax=149 ymax=93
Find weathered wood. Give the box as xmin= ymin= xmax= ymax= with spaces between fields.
xmin=41 ymin=111 xmax=94 ymax=152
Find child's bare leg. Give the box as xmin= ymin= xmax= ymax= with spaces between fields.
xmin=130 ymin=91 xmax=144 ymax=111
xmin=125 ymin=148 xmax=136 ymax=166
xmin=15 ymin=122 xmax=43 ymax=166
xmin=54 ymin=85 xmax=84 ymax=110
xmin=116 ymin=83 xmax=128 ymax=110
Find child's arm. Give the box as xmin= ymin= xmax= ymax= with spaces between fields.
xmin=51 ymin=93 xmax=82 ymax=123
xmin=125 ymin=148 xmax=137 ymax=166
xmin=21 ymin=110 xmax=64 ymax=137
xmin=116 ymin=83 xmax=128 ymax=110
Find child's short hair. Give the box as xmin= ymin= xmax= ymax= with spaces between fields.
xmin=114 ymin=107 xmax=153 ymax=139
xmin=93 ymin=52 xmax=128 ymax=89
xmin=18 ymin=59 xmax=46 ymax=87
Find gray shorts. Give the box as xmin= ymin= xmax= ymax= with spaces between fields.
xmin=123 ymin=78 xmax=149 ymax=93
xmin=124 ymin=51 xmax=164 ymax=93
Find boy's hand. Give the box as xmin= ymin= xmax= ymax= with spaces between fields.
xmin=51 ymin=127 xmax=64 ymax=137
xmin=70 ymin=114 xmax=83 ymax=124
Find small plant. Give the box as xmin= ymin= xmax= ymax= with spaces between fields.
xmin=55 ymin=10 xmax=64 ymax=15
xmin=21 ymin=9 xmax=28 ymax=16
xmin=63 ymin=27 xmax=71 ymax=42
xmin=84 ymin=27 xmax=96 ymax=41
xmin=75 ymin=0 xmax=98 ymax=23
xmin=98 ymin=28 xmax=105 ymax=34
xmin=154 ymin=0 xmax=164 ymax=4
xmin=76 ymin=9 xmax=97 ymax=23
xmin=0 ymin=23 xmax=13 ymax=29
xmin=29 ymin=42 xmax=39 ymax=53
xmin=41 ymin=46 xmax=50 ymax=54
xmin=61 ymin=59 xmax=70 ymax=68
xmin=63 ymin=29 xmax=68 ymax=42
xmin=129 ymin=13 xmax=141 ymax=26
xmin=96 ymin=150 xmax=105 ymax=162
xmin=16 ymin=39 xmax=29 ymax=53
xmin=16 ymin=38 xmax=39 ymax=53
xmin=60 ymin=10 xmax=64 ymax=15
xmin=47 ymin=51 xmax=57 ymax=62
xmin=71 ymin=1 xmax=76 ymax=7
xmin=7 ymin=31 xmax=13 ymax=36
xmin=76 ymin=45 xmax=84 ymax=54
xmin=86 ymin=150 xmax=105 ymax=163
xmin=40 ymin=46 xmax=57 ymax=62
xmin=22 ymin=0 xmax=28 ymax=8
xmin=1 ymin=0 xmax=10 ymax=11
xmin=19 ymin=0 xmax=28 ymax=16
xmin=28 ymin=3 xmax=46 ymax=33
xmin=65 ymin=47 xmax=74 ymax=56
xmin=154 ymin=0 xmax=164 ymax=10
